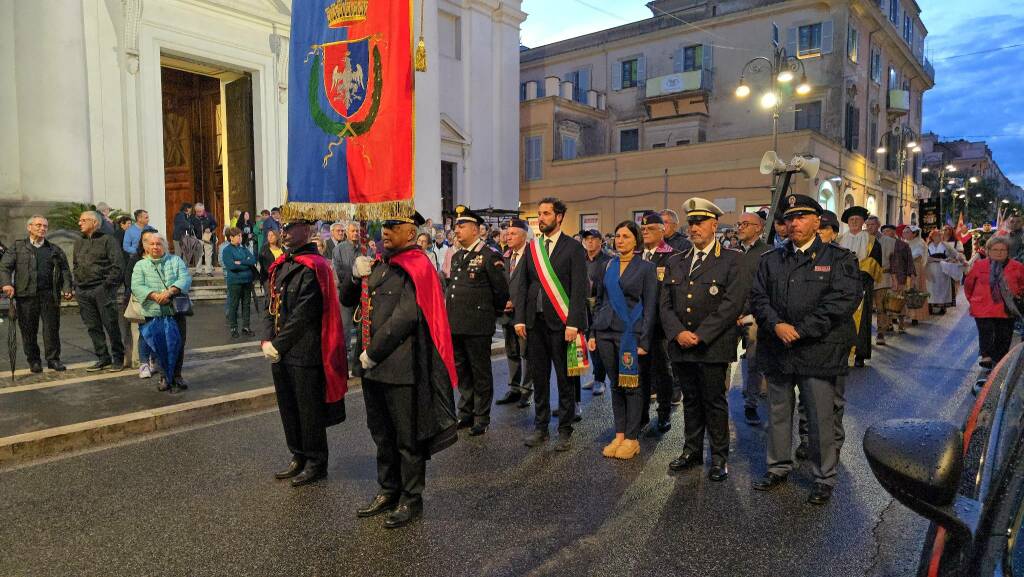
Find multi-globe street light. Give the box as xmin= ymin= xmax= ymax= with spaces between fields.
xmin=921 ymin=163 xmax=957 ymax=221
xmin=875 ymin=125 xmax=920 ymax=225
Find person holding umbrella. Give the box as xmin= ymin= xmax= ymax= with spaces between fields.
xmin=131 ymin=233 xmax=193 ymax=392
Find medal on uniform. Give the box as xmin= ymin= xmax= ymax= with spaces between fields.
xmin=657 ymin=266 xmax=665 ymax=281
xmin=709 ymin=285 xmax=719 ymax=296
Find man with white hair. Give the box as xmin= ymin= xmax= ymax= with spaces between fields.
xmin=189 ymin=202 xmax=218 ymax=276
xmin=95 ymin=202 xmax=115 ymax=235
xmin=323 ymin=222 xmax=346 ymax=259
xmin=73 ymin=211 xmax=125 ymax=372
xmin=0 ymin=216 xmax=74 ymax=373
xmin=660 ymin=209 xmax=693 ymax=253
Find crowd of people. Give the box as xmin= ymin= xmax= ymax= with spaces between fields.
xmin=1 ymin=193 xmax=1020 ymax=529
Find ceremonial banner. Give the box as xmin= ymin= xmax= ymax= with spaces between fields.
xmin=286 ymin=0 xmax=415 ymax=220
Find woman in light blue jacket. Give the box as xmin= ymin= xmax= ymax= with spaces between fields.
xmin=131 ymin=233 xmax=192 ymax=393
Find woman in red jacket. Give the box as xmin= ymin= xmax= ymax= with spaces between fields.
xmin=964 ymin=236 xmax=1024 ymax=368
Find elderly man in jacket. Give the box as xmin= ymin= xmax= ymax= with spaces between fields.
xmin=74 ymin=211 xmax=125 ymax=372
xmin=0 ymin=215 xmax=74 ymax=373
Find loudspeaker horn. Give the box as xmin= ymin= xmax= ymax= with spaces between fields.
xmin=759 ymin=151 xmax=787 ymax=175
xmin=792 ymin=156 xmax=821 ymax=180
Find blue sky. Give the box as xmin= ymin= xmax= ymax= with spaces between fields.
xmin=520 ymin=0 xmax=1024 ymax=185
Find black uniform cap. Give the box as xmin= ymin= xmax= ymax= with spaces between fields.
xmin=454 ymin=205 xmax=485 ymax=225
xmin=382 ymin=211 xmax=426 ymax=228
xmin=781 ymin=194 xmax=823 ymax=219
xmin=819 ymin=210 xmax=840 ymax=232
xmin=841 ymin=206 xmax=870 ymax=223
xmin=640 ymin=212 xmax=663 ymax=226
xmin=580 ymin=229 xmax=602 ymax=239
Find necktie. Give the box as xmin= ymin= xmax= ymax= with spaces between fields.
xmin=690 ymin=251 xmax=704 ymax=276
xmin=644 ymin=250 xmax=653 ymax=261
xmin=544 ymin=239 xmax=552 ymax=255
xmin=511 ymin=252 xmax=518 ymax=272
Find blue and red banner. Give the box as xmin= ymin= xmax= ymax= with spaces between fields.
xmin=286 ymin=0 xmax=415 ymax=220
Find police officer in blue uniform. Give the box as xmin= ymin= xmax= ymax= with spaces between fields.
xmin=749 ymin=195 xmax=862 ymax=505
xmin=447 ymin=205 xmax=509 ymax=436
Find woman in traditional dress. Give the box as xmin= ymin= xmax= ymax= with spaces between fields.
xmin=587 ymin=221 xmax=658 ymax=460
xmin=903 ymin=226 xmax=929 ymax=324
xmin=926 ymin=229 xmax=953 ymax=315
xmin=942 ymin=225 xmax=967 ymax=306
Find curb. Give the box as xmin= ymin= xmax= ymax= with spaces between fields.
xmin=1 ymin=348 xmax=510 ymax=468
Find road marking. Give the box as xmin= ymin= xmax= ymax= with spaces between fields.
xmin=5 ymin=341 xmax=260 ymax=377
xmin=0 ymin=352 xmax=264 ymax=396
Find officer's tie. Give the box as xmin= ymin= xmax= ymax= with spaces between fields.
xmin=690 ymin=251 xmax=705 ymax=276
xmin=643 ymin=249 xmax=654 ymax=261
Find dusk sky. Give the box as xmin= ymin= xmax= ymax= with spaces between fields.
xmin=520 ymin=0 xmax=1024 ymax=185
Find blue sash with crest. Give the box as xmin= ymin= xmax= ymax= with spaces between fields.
xmin=604 ymin=258 xmax=642 ymax=388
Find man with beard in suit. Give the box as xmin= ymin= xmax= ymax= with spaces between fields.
xmin=513 ymin=198 xmax=589 ymax=451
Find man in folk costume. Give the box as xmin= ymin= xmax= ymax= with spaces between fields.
xmin=513 ymin=197 xmax=589 ymax=451
xmin=638 ymin=211 xmax=681 ymax=434
xmin=836 ymin=206 xmax=882 ymax=368
xmin=261 ymin=219 xmax=349 ymax=487
xmin=446 ymin=205 xmax=509 ymax=436
xmin=661 ymin=199 xmax=751 ymax=481
xmin=341 ymin=211 xmax=458 ymax=529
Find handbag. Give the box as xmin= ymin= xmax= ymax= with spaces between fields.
xmin=152 ymin=260 xmax=194 ymax=317
xmin=124 ymin=295 xmax=146 ymax=322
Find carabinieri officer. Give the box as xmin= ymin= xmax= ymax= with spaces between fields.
xmin=447 ymin=205 xmax=509 ymax=436
xmin=749 ymin=194 xmax=861 ymax=505
xmin=660 ymin=198 xmax=750 ymax=481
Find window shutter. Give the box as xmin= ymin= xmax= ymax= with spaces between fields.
xmin=702 ymin=43 xmax=714 ymax=90
xmin=786 ymin=27 xmax=797 ymax=58
xmin=612 ymin=61 xmax=622 ymax=91
xmin=578 ymin=68 xmax=591 ymax=103
xmin=637 ymin=54 xmax=647 ymax=87
xmin=821 ymin=20 xmax=834 ymax=54
xmin=853 ymin=107 xmax=860 ymax=151
xmin=673 ymin=48 xmax=684 ymax=73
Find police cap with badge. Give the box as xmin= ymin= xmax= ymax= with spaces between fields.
xmin=454 ymin=205 xmax=485 ymax=226
xmin=782 ymin=194 xmax=823 ymax=220
xmin=684 ymin=198 xmax=724 ymax=225
xmin=506 ymin=218 xmax=529 ymax=231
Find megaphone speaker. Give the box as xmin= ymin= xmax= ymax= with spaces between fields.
xmin=759 ymin=151 xmax=787 ymax=175
xmin=793 ymin=156 xmax=820 ymax=180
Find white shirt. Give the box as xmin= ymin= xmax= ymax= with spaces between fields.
xmin=794 ymin=238 xmax=815 ymax=254
xmin=29 ymin=238 xmax=45 ymax=248
xmin=541 ymin=230 xmax=562 ymax=254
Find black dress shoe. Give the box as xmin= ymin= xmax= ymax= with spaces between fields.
xmin=29 ymin=362 xmax=42 ymax=374
xmin=86 ymin=361 xmax=111 ymax=372
xmin=495 ymin=390 xmax=521 ymax=405
xmin=708 ymin=464 xmax=729 ymax=482
xmin=795 ymin=442 xmax=809 ymax=461
xmin=517 ymin=392 xmax=532 ymax=408
xmin=46 ymin=361 xmax=66 ymax=372
xmin=524 ymin=430 xmax=549 ymax=447
xmin=744 ymin=407 xmax=761 ymax=426
xmin=807 ymin=483 xmax=833 ymax=505
xmin=357 ymin=493 xmax=399 ymax=518
xmin=854 ymin=358 xmax=865 ymax=368
xmin=671 ymin=389 xmax=683 ymax=406
xmin=157 ymin=377 xmax=170 ymax=392
xmin=383 ymin=500 xmax=423 ymax=529
xmin=657 ymin=418 xmax=672 ymax=434
xmin=468 ymin=423 xmax=488 ymax=436
xmin=274 ymin=458 xmax=307 ymax=480
xmin=553 ymin=433 xmax=572 ymax=452
xmin=290 ymin=465 xmax=327 ymax=487
xmin=752 ymin=472 xmax=787 ymax=491
xmin=668 ymin=451 xmax=702 ymax=472
xmin=457 ymin=417 xmax=473 ymax=429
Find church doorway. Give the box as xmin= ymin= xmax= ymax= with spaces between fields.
xmin=160 ymin=58 xmax=256 ymax=241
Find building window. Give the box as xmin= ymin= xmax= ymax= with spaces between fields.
xmin=888 ymin=66 xmax=898 ymax=90
xmin=620 ymin=129 xmax=639 ymax=152
xmin=439 ymin=13 xmax=462 ymax=60
xmin=870 ymin=47 xmax=881 ymax=83
xmin=683 ymin=45 xmax=703 ymax=71
xmin=794 ymin=101 xmax=822 ymax=132
xmin=520 ymin=83 xmax=527 ymax=102
xmin=562 ymin=135 xmax=577 ymax=160
xmin=676 ymin=139 xmax=691 ymax=146
xmin=621 ymin=59 xmax=639 ymax=89
xmin=772 ymin=22 xmax=780 ymax=46
xmin=889 ymin=0 xmax=899 ymax=24
xmin=525 ymin=136 xmax=542 ymax=181
xmin=798 ymin=23 xmax=822 ymax=56
xmin=870 ymin=119 xmax=878 ymax=162
xmin=652 ymin=143 xmax=666 ymax=149
xmin=903 ymin=14 xmax=913 ymax=44
xmin=566 ymin=68 xmax=591 ymax=104
xmin=844 ymin=104 xmax=860 ymax=152
xmin=847 ymin=25 xmax=859 ymax=63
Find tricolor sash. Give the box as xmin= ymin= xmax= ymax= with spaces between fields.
xmin=604 ymin=258 xmax=641 ymax=388
xmin=530 ymin=237 xmax=590 ymax=376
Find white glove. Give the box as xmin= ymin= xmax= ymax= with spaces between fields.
xmin=261 ymin=341 xmax=280 ymax=363
xmin=359 ymin=350 xmax=377 ymax=370
xmin=353 ymin=256 xmax=374 ymax=278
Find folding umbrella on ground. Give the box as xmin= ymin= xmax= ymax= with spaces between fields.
xmin=140 ymin=316 xmax=182 ymax=381
xmin=3 ymin=297 xmax=15 ymax=381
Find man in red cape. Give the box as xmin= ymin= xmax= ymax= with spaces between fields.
xmin=261 ymin=219 xmax=348 ymax=487
xmin=341 ymin=210 xmax=458 ymax=529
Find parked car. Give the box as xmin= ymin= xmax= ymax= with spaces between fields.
xmin=864 ymin=344 xmax=1024 ymax=576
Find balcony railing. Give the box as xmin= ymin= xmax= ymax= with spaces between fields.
xmin=645 ymin=69 xmax=711 ymax=99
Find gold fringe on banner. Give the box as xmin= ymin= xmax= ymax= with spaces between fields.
xmin=618 ymin=374 xmax=640 ymax=389
xmin=281 ymin=199 xmax=416 ymax=223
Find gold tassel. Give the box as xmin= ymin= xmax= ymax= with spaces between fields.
xmin=567 ymin=366 xmax=585 ymax=377
xmin=618 ymin=374 xmax=640 ymax=389
xmin=414 ymin=36 xmax=427 ymax=72
xmin=280 ymin=199 xmax=416 ymax=222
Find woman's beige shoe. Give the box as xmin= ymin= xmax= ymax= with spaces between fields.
xmin=602 ymin=436 xmax=624 ymax=458
xmin=614 ymin=439 xmax=640 ymax=460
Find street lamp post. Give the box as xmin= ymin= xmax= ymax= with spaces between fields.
xmin=734 ymin=45 xmax=811 ymax=221
xmin=874 ymin=125 xmax=920 ymax=225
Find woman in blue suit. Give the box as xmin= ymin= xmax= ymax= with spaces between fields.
xmin=587 ymin=220 xmax=658 ymax=460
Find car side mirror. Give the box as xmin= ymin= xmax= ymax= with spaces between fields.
xmin=863 ymin=419 xmax=981 ymax=541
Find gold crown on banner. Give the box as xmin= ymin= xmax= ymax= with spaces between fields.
xmin=326 ymin=0 xmax=368 ymax=28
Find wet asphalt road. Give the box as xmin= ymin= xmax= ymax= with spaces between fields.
xmin=0 ymin=304 xmax=982 ymax=577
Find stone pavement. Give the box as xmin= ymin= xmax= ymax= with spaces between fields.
xmin=0 ymin=299 xmax=985 ymax=577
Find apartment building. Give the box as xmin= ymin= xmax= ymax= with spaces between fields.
xmin=920 ymin=134 xmax=1024 ymax=203
xmin=518 ymin=0 xmax=935 ymax=232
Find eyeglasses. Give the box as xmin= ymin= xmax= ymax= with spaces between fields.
xmin=736 ymin=222 xmax=759 ymax=229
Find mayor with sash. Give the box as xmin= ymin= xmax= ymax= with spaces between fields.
xmin=586 ymin=220 xmax=658 ymax=460
xmin=513 ymin=197 xmax=589 ymax=452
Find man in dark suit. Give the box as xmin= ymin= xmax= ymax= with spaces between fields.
xmin=661 ymin=199 xmax=750 ymax=481
xmin=513 ymin=197 xmax=588 ymax=451
xmin=638 ymin=211 xmax=679 ymax=434
xmin=496 ymin=219 xmax=533 ymax=408
xmin=446 ymin=206 xmax=509 ymax=436
xmin=582 ymin=229 xmax=612 ymax=395
xmin=736 ymin=211 xmax=772 ymax=425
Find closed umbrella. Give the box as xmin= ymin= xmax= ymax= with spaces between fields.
xmin=140 ymin=316 xmax=182 ymax=381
